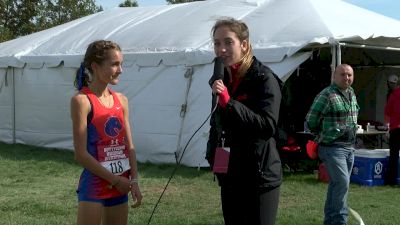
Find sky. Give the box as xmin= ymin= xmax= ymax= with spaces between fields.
xmin=97 ymin=0 xmax=400 ymax=20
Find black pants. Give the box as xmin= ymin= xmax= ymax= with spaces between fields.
xmin=387 ymin=128 xmax=400 ymax=185
xmin=220 ymin=185 xmax=280 ymax=225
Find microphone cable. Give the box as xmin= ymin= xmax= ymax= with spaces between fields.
xmin=147 ymin=96 xmax=219 ymax=225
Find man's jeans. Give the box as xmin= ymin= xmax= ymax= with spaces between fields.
xmin=318 ymin=145 xmax=354 ymax=225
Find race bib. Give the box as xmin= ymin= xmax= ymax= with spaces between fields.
xmin=98 ymin=143 xmax=131 ymax=175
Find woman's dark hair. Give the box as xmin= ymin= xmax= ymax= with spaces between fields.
xmin=74 ymin=40 xmax=121 ymax=90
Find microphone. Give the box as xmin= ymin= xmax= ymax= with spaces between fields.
xmin=208 ymin=57 xmax=224 ymax=87
xmin=208 ymin=57 xmax=225 ymax=107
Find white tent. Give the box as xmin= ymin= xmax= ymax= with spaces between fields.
xmin=1 ymin=0 xmax=400 ymax=166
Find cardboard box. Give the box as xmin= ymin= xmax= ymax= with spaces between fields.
xmin=351 ymin=149 xmax=389 ymax=186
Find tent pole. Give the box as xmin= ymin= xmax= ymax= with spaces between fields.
xmin=330 ymin=43 xmax=342 ymax=82
xmin=330 ymin=45 xmax=336 ymax=83
xmin=337 ymin=44 xmax=342 ymax=65
xmin=12 ymin=67 xmax=16 ymax=144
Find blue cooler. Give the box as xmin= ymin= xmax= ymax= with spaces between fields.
xmin=351 ymin=149 xmax=389 ymax=186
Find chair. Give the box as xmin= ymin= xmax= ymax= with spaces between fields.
xmin=279 ymin=132 xmax=319 ymax=172
xmin=279 ymin=135 xmax=302 ymax=172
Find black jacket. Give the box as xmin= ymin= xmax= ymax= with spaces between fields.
xmin=206 ymin=57 xmax=283 ymax=188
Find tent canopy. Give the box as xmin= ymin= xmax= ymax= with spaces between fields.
xmin=1 ymin=0 xmax=400 ymax=166
xmin=1 ymin=0 xmax=400 ymax=68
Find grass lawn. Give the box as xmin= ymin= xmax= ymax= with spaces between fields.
xmin=0 ymin=142 xmax=399 ymax=225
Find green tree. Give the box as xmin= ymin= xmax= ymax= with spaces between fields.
xmin=0 ymin=0 xmax=40 ymax=42
xmin=119 ymin=0 xmax=138 ymax=7
xmin=166 ymin=0 xmax=204 ymax=4
xmin=39 ymin=0 xmax=101 ymax=29
xmin=0 ymin=0 xmax=101 ymax=42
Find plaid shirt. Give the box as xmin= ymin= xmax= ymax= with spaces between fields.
xmin=306 ymin=84 xmax=359 ymax=145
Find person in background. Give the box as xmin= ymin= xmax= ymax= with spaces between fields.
xmin=306 ymin=64 xmax=359 ymax=225
xmin=384 ymin=76 xmax=400 ymax=185
xmin=386 ymin=74 xmax=399 ymax=100
xmin=70 ymin=40 xmax=142 ymax=225
xmin=206 ymin=17 xmax=283 ymax=225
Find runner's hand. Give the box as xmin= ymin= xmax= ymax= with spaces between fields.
xmin=113 ymin=176 xmax=131 ymax=194
xmin=130 ymin=182 xmax=142 ymax=208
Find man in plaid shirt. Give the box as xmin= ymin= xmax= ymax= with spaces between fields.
xmin=306 ymin=64 xmax=359 ymax=225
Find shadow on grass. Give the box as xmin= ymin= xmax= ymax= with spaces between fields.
xmin=0 ymin=141 xmax=211 ymax=179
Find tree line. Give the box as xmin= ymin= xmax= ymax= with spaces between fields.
xmin=0 ymin=0 xmax=203 ymax=43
